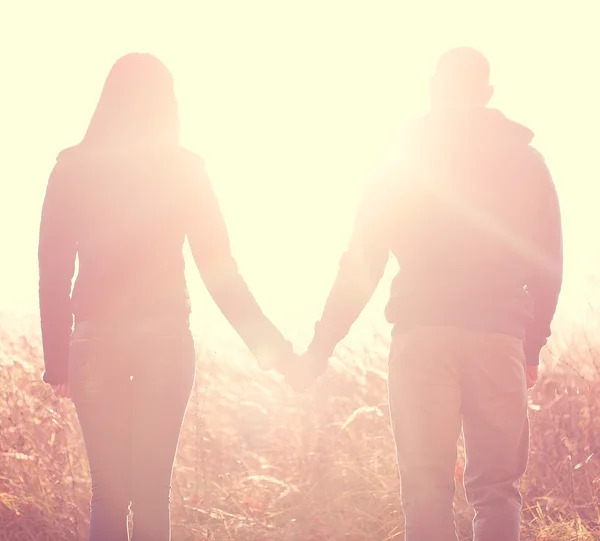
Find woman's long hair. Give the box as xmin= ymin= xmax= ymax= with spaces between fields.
xmin=81 ymin=53 xmax=180 ymax=148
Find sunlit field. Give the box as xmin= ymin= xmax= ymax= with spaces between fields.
xmin=2 ymin=1 xmax=600 ymax=540
xmin=2 ymin=313 xmax=600 ymax=541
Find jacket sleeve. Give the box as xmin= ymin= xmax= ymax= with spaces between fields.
xmin=38 ymin=160 xmax=77 ymax=384
xmin=308 ymin=169 xmax=394 ymax=360
xmin=183 ymin=156 xmax=292 ymax=369
xmin=524 ymin=160 xmax=563 ymax=366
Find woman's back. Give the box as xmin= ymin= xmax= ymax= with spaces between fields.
xmin=39 ymin=52 xmax=291 ymax=391
xmin=43 ymin=145 xmax=202 ymax=323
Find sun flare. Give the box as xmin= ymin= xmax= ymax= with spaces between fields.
xmin=1 ymin=0 xmax=597 ymax=352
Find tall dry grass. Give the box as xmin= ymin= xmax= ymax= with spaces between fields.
xmin=1 ymin=316 xmax=600 ymax=540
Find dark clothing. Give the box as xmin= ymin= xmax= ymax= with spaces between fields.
xmin=39 ymin=144 xmax=291 ymax=384
xmin=310 ymin=108 xmax=563 ymax=365
xmin=69 ymin=321 xmax=196 ymax=541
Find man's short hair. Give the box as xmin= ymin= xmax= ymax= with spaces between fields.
xmin=432 ymin=47 xmax=491 ymax=103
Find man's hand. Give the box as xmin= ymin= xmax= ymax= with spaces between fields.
xmin=526 ymin=366 xmax=538 ymax=389
xmin=281 ymin=351 xmax=328 ymax=392
xmin=50 ymin=383 xmax=70 ymax=398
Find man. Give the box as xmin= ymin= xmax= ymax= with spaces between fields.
xmin=287 ymin=48 xmax=563 ymax=541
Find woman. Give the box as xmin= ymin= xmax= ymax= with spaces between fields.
xmin=38 ymin=53 xmax=293 ymax=541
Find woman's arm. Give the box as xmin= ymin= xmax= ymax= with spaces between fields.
xmin=38 ymin=159 xmax=78 ymax=384
xmin=182 ymin=155 xmax=292 ymax=370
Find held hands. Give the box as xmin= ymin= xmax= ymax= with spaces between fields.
xmin=277 ymin=349 xmax=329 ymax=392
xmin=262 ymin=329 xmax=329 ymax=391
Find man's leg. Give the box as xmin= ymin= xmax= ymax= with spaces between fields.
xmin=461 ymin=331 xmax=529 ymax=541
xmin=388 ymin=327 xmax=463 ymax=541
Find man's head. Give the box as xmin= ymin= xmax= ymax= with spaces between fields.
xmin=430 ymin=47 xmax=493 ymax=109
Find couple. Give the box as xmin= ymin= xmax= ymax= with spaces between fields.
xmin=38 ymin=48 xmax=562 ymax=541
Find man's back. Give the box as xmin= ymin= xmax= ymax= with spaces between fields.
xmin=385 ymin=107 xmax=560 ymax=347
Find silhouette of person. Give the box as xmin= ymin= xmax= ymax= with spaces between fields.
xmin=38 ymin=52 xmax=293 ymax=541
xmin=287 ymin=47 xmax=563 ymax=541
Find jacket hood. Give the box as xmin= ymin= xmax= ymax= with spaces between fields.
xmin=406 ymin=107 xmax=535 ymax=154
xmin=56 ymin=145 xmax=82 ymax=162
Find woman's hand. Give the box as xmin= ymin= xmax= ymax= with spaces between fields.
xmin=280 ymin=350 xmax=328 ymax=392
xmin=50 ymin=383 xmax=70 ymax=398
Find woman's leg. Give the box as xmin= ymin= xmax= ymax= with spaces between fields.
xmin=129 ymin=332 xmax=196 ymax=541
xmin=70 ymin=330 xmax=134 ymax=541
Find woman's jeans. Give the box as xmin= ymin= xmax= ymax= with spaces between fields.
xmin=69 ymin=319 xmax=196 ymax=541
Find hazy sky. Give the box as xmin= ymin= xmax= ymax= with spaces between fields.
xmin=1 ymin=1 xmax=598 ymax=348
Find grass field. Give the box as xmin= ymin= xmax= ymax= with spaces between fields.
xmin=1 ymin=315 xmax=599 ymax=540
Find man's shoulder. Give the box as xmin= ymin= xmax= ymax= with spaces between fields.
xmin=365 ymin=156 xmax=406 ymax=202
xmin=518 ymin=144 xmax=554 ymax=191
xmin=525 ymin=145 xmax=550 ymax=169
xmin=177 ymin=146 xmax=205 ymax=166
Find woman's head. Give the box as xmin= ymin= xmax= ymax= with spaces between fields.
xmin=82 ymin=53 xmax=180 ymax=147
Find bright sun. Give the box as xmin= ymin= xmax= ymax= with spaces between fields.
xmin=0 ymin=0 xmax=598 ymax=353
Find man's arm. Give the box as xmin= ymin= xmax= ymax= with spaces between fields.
xmin=307 ymin=171 xmax=395 ymax=361
xmin=524 ymin=163 xmax=563 ymax=366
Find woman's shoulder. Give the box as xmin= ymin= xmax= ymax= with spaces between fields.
xmin=52 ymin=144 xmax=210 ymax=186
xmin=54 ymin=145 xmax=87 ymax=169
xmin=47 ymin=146 xmax=83 ymax=186
xmin=170 ymin=147 xmax=211 ymax=184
